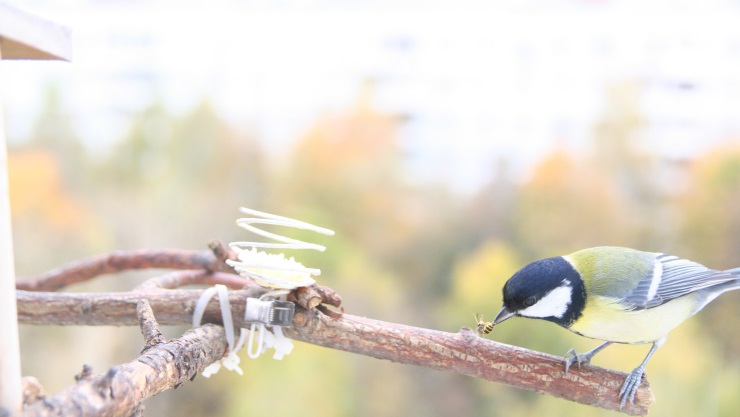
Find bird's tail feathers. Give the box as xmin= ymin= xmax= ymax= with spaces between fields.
xmin=718 ymin=268 xmax=740 ymax=293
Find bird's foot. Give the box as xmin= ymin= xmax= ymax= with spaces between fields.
xmin=618 ymin=365 xmax=645 ymax=409
xmin=563 ymin=348 xmax=593 ymax=374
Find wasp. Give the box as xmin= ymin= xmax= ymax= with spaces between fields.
xmin=474 ymin=313 xmax=495 ymax=335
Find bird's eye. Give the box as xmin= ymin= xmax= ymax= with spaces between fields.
xmin=523 ymin=296 xmax=536 ymax=307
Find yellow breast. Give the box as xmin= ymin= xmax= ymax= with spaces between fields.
xmin=568 ymin=294 xmax=698 ymax=344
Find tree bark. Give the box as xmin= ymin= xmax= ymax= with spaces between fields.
xmin=22 ymin=301 xmax=227 ymax=417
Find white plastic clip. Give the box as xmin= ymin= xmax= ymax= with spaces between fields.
xmin=244 ymin=291 xmax=295 ymax=360
xmin=244 ymin=298 xmax=295 ymax=327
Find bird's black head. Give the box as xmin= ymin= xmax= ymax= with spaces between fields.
xmin=497 ymin=256 xmax=585 ymax=327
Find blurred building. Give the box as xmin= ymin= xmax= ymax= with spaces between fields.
xmin=3 ymin=0 xmax=740 ymax=191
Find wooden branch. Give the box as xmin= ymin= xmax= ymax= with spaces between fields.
xmin=287 ymin=312 xmax=652 ymax=415
xmin=137 ymin=300 xmax=166 ymax=349
xmin=14 ymin=247 xmax=653 ymax=414
xmin=22 ymin=300 xmax=227 ymax=417
xmin=16 ymin=289 xmax=652 ymax=415
xmin=16 ymin=289 xmax=259 ymax=327
xmin=16 ymin=244 xmax=235 ymax=292
xmin=133 ymin=270 xmax=251 ymax=291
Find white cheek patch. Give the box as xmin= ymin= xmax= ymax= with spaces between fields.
xmin=519 ymin=285 xmax=573 ymax=319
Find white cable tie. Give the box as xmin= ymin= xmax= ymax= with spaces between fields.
xmin=261 ymin=328 xmax=276 ymax=352
xmin=202 ymin=361 xmax=221 ymax=378
xmin=193 ymin=284 xmax=244 ymax=378
xmin=221 ymin=351 xmax=243 ymax=375
xmin=193 ymin=286 xmax=219 ymax=328
xmin=195 ymin=285 xmax=242 ymax=377
xmin=247 ymin=323 xmax=265 ymax=359
xmin=271 ymin=326 xmax=294 ymax=360
xmin=233 ymin=328 xmax=248 ymax=353
xmin=214 ymin=284 xmax=235 ymax=352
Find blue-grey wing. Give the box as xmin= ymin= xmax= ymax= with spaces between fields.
xmin=620 ymin=254 xmax=736 ymax=310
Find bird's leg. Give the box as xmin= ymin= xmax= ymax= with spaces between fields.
xmin=564 ymin=341 xmax=611 ymax=374
xmin=619 ymin=337 xmax=665 ymax=409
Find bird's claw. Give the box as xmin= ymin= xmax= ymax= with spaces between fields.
xmin=563 ymin=348 xmax=591 ymax=374
xmin=618 ymin=366 xmax=645 ymax=409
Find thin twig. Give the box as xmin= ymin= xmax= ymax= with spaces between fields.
xmin=16 ymin=289 xmax=652 ymax=415
xmin=137 ymin=300 xmax=166 ymax=352
xmin=16 ymin=248 xmax=233 ymax=292
xmin=133 ymin=270 xmax=251 ymax=291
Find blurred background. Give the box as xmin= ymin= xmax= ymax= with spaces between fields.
xmin=4 ymin=0 xmax=740 ymax=416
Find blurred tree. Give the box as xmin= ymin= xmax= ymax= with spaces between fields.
xmin=444 ymin=240 xmax=521 ymax=317
xmin=9 ymin=83 xmax=104 ymax=271
xmin=8 ymin=150 xmax=102 ymax=271
xmin=163 ymin=99 xmax=268 ymax=244
xmin=281 ymin=79 xmax=406 ymax=245
xmin=678 ymin=143 xmax=740 ymax=357
xmin=97 ymin=98 xmax=267 ymax=248
xmin=13 ymin=74 xmax=738 ymax=417
xmin=169 ymin=100 xmax=266 ymax=201
xmin=102 ymin=99 xmax=173 ymax=189
xmin=591 ymin=80 xmax=671 ymax=249
xmin=679 ymin=144 xmax=740 ymax=268
xmin=462 ymin=156 xmax=517 ymax=257
xmin=27 ymin=83 xmax=90 ymax=190
xmin=592 ymin=81 xmax=646 ymax=185
xmin=511 ymin=146 xmax=634 ymax=259
xmin=278 ymin=80 xmax=461 ymax=304
xmin=267 ymin=80 xmax=467 ymax=417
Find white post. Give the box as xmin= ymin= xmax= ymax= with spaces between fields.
xmin=0 ymin=4 xmax=71 ymax=414
xmin=0 ymin=45 xmax=23 ymax=416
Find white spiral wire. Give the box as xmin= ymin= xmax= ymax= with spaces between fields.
xmin=231 ymin=207 xmax=334 ymax=252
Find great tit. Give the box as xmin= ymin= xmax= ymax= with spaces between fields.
xmin=489 ymin=246 xmax=740 ymax=408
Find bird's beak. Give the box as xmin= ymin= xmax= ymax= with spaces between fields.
xmin=493 ymin=306 xmax=515 ymax=325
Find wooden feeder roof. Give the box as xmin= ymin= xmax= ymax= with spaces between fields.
xmin=0 ymin=2 xmax=71 ymax=61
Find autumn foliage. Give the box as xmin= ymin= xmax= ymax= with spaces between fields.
xmin=8 ymin=83 xmax=740 ymax=417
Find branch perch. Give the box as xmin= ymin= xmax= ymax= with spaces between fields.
xmin=22 ymin=300 xmax=227 ymax=417
xmin=15 ymin=247 xmax=653 ymax=415
xmin=17 ymin=291 xmax=652 ymax=415
xmin=287 ymin=312 xmax=652 ymax=415
xmin=16 ymin=243 xmax=235 ymax=292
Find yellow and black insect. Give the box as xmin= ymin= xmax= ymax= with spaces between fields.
xmin=474 ymin=313 xmax=495 ymax=335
